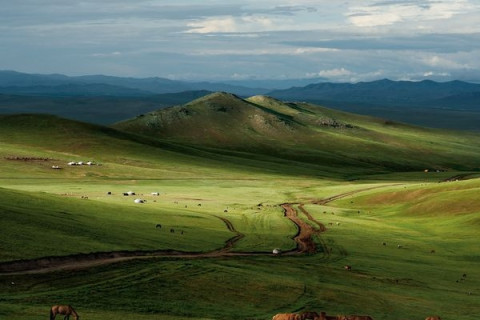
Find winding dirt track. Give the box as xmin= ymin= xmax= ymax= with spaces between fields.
xmin=0 ymin=184 xmax=399 ymax=275
xmin=281 ymin=204 xmax=319 ymax=255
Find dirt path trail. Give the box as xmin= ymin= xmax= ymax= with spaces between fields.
xmin=0 ymin=184 xmax=400 ymax=275
xmin=213 ymin=215 xmax=245 ymax=253
xmin=312 ymin=184 xmax=402 ymax=205
xmin=281 ymin=204 xmax=318 ymax=254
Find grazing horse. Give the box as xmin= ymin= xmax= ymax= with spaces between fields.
xmin=50 ymin=305 xmax=79 ymax=320
xmin=272 ymin=313 xmax=300 ymax=320
xmin=425 ymin=316 xmax=441 ymax=320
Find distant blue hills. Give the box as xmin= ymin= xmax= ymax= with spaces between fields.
xmin=0 ymin=70 xmax=479 ymax=130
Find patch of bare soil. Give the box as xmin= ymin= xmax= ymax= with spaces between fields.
xmin=281 ymin=203 xmax=319 ymax=254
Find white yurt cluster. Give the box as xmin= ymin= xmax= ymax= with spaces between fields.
xmin=67 ymin=161 xmax=96 ymax=166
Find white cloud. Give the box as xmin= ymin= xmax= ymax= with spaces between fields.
xmin=294 ymin=47 xmax=339 ymax=54
xmin=423 ymin=71 xmax=450 ymax=77
xmin=186 ymin=16 xmax=238 ymax=33
xmin=185 ymin=15 xmax=281 ymax=34
xmin=91 ymin=51 xmax=122 ymax=57
xmin=347 ymin=0 xmax=479 ymax=28
xmin=422 ymin=55 xmax=471 ymax=69
xmin=306 ymin=68 xmax=354 ymax=79
xmin=188 ymin=46 xmax=337 ymax=56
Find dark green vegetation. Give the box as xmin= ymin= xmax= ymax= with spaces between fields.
xmin=0 ymin=95 xmax=479 ymax=320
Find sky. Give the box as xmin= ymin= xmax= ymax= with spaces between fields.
xmin=1 ymin=0 xmax=480 ymax=82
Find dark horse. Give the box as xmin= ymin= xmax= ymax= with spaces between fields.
xmin=50 ymin=305 xmax=79 ymax=320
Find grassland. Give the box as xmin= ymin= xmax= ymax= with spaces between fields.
xmin=0 ymin=101 xmax=479 ymax=320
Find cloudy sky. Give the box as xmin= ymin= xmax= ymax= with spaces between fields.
xmin=1 ymin=0 xmax=480 ymax=82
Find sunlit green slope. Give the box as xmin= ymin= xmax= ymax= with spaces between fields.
xmin=114 ymin=92 xmax=480 ymax=173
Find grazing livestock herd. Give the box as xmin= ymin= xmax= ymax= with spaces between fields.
xmin=272 ymin=311 xmax=373 ymax=320
xmin=49 ymin=305 xmax=441 ymax=320
xmin=272 ymin=312 xmax=441 ymax=320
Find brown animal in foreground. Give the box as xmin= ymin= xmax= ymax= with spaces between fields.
xmin=50 ymin=305 xmax=79 ymax=320
xmin=317 ymin=312 xmax=375 ymax=320
xmin=316 ymin=312 xmax=348 ymax=320
xmin=425 ymin=316 xmax=441 ymax=320
xmin=273 ymin=313 xmax=300 ymax=320
xmin=298 ymin=311 xmax=319 ymax=320
xmin=345 ymin=316 xmax=374 ymax=320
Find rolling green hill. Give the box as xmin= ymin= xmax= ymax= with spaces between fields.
xmin=114 ymin=92 xmax=480 ymax=174
xmin=1 ymin=99 xmax=479 ymax=320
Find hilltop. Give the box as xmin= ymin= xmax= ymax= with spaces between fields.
xmin=2 ymin=71 xmax=480 ymax=130
xmin=113 ymin=92 xmax=480 ymax=175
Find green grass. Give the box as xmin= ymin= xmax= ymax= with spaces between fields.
xmin=114 ymin=93 xmax=480 ymax=174
xmin=1 ymin=111 xmax=479 ymax=320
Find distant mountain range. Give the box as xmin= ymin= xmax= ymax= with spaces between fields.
xmin=0 ymin=70 xmax=267 ymax=96
xmin=269 ymin=79 xmax=480 ymax=110
xmin=0 ymin=70 xmax=479 ymax=130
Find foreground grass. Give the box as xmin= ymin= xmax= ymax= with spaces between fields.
xmin=1 ymin=178 xmax=479 ymax=320
xmin=1 ymin=113 xmax=479 ymax=320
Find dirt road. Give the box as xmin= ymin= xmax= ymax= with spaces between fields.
xmin=0 ymin=185 xmax=396 ymax=274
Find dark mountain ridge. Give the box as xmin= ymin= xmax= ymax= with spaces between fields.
xmin=1 ymin=70 xmax=480 ymax=130
xmin=0 ymin=70 xmax=266 ymax=96
xmin=269 ymin=79 xmax=480 ymax=107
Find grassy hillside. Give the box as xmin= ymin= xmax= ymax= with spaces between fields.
xmin=1 ymin=179 xmax=479 ymax=320
xmin=114 ymin=93 xmax=480 ymax=174
xmin=1 ymin=106 xmax=479 ymax=320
